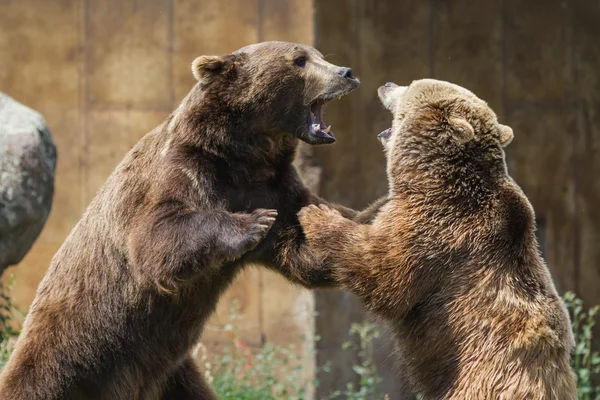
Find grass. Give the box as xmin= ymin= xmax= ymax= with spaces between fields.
xmin=199 ymin=300 xmax=387 ymax=399
xmin=196 ymin=300 xmax=321 ymax=400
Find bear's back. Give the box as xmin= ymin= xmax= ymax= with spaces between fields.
xmin=387 ymin=177 xmax=576 ymax=399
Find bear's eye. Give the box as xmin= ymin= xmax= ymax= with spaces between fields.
xmin=294 ymin=56 xmax=307 ymax=67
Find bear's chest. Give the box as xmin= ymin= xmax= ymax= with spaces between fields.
xmin=220 ymin=177 xmax=305 ymax=220
xmin=219 ymin=178 xmax=307 ymax=259
xmin=224 ymin=183 xmax=281 ymax=212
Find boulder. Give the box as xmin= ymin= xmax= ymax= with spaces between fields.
xmin=0 ymin=93 xmax=57 ymax=276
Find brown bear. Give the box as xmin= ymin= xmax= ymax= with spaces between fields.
xmin=298 ymin=79 xmax=577 ymax=399
xmin=0 ymin=41 xmax=359 ymax=400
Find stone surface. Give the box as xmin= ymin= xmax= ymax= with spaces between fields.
xmin=0 ymin=93 xmax=56 ymax=275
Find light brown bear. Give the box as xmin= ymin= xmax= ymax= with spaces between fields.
xmin=299 ymin=79 xmax=577 ymax=399
xmin=0 ymin=42 xmax=359 ymax=400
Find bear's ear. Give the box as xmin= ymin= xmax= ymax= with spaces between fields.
xmin=191 ymin=55 xmax=228 ymax=82
xmin=448 ymin=117 xmax=475 ymax=143
xmin=498 ymin=124 xmax=513 ymax=147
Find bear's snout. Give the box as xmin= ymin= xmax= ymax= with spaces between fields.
xmin=338 ymin=67 xmax=354 ymax=79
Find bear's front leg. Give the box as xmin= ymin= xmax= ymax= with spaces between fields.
xmin=270 ymin=204 xmax=359 ymax=288
xmin=129 ymin=205 xmax=277 ymax=291
xmin=299 ymin=204 xmax=434 ymax=319
xmin=297 ymin=204 xmax=382 ymax=292
xmin=308 ymin=193 xmax=358 ymax=219
xmin=298 ymin=204 xmax=363 ymax=263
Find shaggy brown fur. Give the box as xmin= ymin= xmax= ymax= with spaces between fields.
xmin=0 ymin=41 xmax=359 ymax=400
xmin=299 ymin=79 xmax=576 ymax=399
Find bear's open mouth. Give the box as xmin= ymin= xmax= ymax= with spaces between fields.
xmin=309 ymin=99 xmax=334 ymax=141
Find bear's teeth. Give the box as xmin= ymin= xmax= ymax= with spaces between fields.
xmin=324 ymin=125 xmax=331 ymax=133
xmin=312 ymin=124 xmax=320 ymax=132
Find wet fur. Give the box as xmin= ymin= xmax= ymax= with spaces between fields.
xmin=0 ymin=42 xmax=358 ymax=400
xmin=299 ymin=79 xmax=576 ymax=399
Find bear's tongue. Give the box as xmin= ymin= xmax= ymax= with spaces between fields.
xmin=310 ymin=100 xmax=334 ymax=140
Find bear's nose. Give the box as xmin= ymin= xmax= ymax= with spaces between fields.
xmin=339 ymin=67 xmax=354 ymax=79
xmin=385 ymin=82 xmax=398 ymax=88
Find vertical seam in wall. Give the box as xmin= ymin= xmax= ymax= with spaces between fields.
xmin=500 ymin=0 xmax=508 ymax=122
xmin=258 ymin=0 xmax=264 ymax=42
xmin=168 ymin=0 xmax=175 ymax=109
xmin=428 ymin=0 xmax=436 ymax=77
xmin=568 ymin=0 xmax=580 ymax=294
xmin=351 ymin=0 xmax=365 ymax=366
xmin=310 ymin=0 xmax=316 ymax=47
xmin=353 ymin=0 xmax=361 ymax=172
xmin=257 ymin=0 xmax=264 ymax=345
xmin=79 ymin=0 xmax=88 ymax=211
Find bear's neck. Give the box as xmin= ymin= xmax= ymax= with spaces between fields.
xmin=390 ymin=139 xmax=508 ymax=212
xmin=166 ymin=103 xmax=298 ymax=183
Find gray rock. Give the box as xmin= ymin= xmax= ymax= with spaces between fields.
xmin=0 ymin=93 xmax=57 ymax=276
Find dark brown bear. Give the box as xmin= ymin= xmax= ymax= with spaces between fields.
xmin=299 ymin=79 xmax=576 ymax=399
xmin=0 ymin=41 xmax=359 ymax=400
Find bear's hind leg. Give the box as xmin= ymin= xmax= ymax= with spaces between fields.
xmin=161 ymin=357 xmax=217 ymax=400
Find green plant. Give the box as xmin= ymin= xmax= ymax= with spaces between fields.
xmin=325 ymin=321 xmax=385 ymax=400
xmin=203 ymin=301 xmax=387 ymax=400
xmin=201 ymin=300 xmax=322 ymax=400
xmin=564 ymin=291 xmax=600 ymax=400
